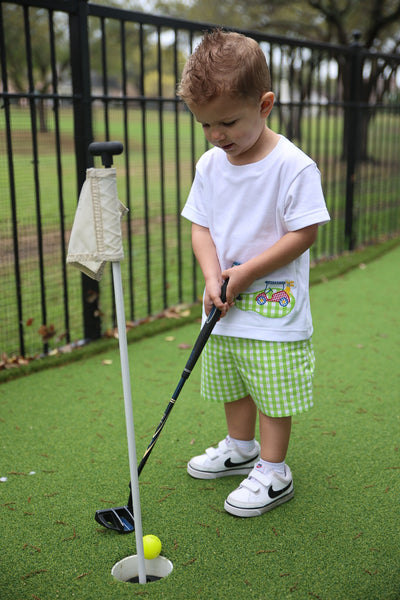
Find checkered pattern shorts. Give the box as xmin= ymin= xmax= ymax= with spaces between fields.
xmin=201 ymin=335 xmax=315 ymax=417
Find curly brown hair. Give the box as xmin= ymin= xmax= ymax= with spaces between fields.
xmin=177 ymin=29 xmax=271 ymax=105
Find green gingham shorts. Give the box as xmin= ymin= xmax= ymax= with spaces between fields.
xmin=201 ymin=335 xmax=315 ymax=417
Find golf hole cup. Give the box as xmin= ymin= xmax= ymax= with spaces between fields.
xmin=111 ymin=555 xmax=173 ymax=584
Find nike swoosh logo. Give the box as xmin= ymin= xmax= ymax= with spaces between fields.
xmin=224 ymin=455 xmax=258 ymax=468
xmin=268 ymin=481 xmax=292 ymax=499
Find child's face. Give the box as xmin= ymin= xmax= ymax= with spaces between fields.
xmin=187 ymin=92 xmax=274 ymax=165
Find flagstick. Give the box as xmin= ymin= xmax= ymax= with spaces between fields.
xmin=112 ymin=261 xmax=146 ymax=584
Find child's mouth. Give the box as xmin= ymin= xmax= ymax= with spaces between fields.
xmin=222 ymin=143 xmax=234 ymax=151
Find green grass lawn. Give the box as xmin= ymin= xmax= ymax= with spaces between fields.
xmin=1 ymin=245 xmax=399 ymax=599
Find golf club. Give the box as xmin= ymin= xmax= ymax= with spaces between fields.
xmin=95 ymin=278 xmax=229 ymax=533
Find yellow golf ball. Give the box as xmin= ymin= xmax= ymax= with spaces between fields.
xmin=142 ymin=534 xmax=162 ymax=559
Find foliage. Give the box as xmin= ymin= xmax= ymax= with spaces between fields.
xmin=1 ymin=4 xmax=70 ymax=94
xmin=152 ymin=0 xmax=400 ymax=50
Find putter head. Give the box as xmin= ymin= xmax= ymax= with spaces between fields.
xmin=95 ymin=506 xmax=135 ymax=533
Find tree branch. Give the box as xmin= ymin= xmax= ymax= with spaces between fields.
xmin=308 ymin=0 xmax=349 ymax=44
xmin=365 ymin=0 xmax=400 ymax=48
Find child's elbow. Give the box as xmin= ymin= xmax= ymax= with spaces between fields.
xmin=302 ymin=224 xmax=319 ymax=250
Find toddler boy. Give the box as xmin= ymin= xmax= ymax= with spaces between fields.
xmin=179 ymin=29 xmax=330 ymax=517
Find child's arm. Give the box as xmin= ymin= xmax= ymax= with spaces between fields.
xmin=221 ymin=224 xmax=318 ymax=305
xmin=192 ymin=223 xmax=230 ymax=316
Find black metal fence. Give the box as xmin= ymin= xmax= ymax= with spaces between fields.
xmin=1 ymin=0 xmax=400 ymax=358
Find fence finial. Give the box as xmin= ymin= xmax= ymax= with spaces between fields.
xmin=352 ymin=30 xmax=362 ymax=45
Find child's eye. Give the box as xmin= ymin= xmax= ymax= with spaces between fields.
xmin=222 ymin=120 xmax=237 ymax=127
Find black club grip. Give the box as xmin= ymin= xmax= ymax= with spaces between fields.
xmin=183 ymin=279 xmax=229 ymax=377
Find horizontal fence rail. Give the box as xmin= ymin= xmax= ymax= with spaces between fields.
xmin=1 ymin=0 xmax=399 ymax=358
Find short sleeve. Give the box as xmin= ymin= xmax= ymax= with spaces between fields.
xmin=181 ymin=166 xmax=209 ymax=227
xmin=283 ymin=163 xmax=330 ymax=231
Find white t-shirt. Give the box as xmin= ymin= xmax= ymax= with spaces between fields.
xmin=181 ymin=135 xmax=330 ymax=342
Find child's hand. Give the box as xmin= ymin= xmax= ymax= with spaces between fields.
xmin=221 ymin=227 xmax=319 ymax=301
xmin=222 ymin=264 xmax=255 ymax=305
xmin=204 ymin=279 xmax=230 ymax=317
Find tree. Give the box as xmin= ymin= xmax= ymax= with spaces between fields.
xmin=2 ymin=4 xmax=70 ymax=132
xmin=152 ymin=0 xmax=400 ymax=159
xmin=152 ymin=0 xmax=400 ymax=52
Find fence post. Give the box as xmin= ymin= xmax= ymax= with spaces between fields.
xmin=0 ymin=4 xmax=26 ymax=357
xmin=69 ymin=0 xmax=101 ymax=341
xmin=344 ymin=31 xmax=363 ymax=251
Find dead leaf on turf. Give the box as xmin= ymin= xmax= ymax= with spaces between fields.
xmin=183 ymin=558 xmax=196 ymax=566
xmin=62 ymin=527 xmax=77 ymax=541
xmin=21 ymin=569 xmax=48 ymax=580
xmin=38 ymin=324 xmax=56 ymax=342
xmin=76 ymin=572 xmax=92 ymax=579
xmin=158 ymin=492 xmax=173 ymax=503
xmin=23 ymin=543 xmax=41 ymax=553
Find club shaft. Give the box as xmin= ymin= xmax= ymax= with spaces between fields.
xmin=127 ymin=279 xmax=228 ymax=513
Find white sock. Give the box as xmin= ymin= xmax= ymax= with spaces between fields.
xmin=256 ymin=458 xmax=286 ymax=476
xmin=227 ymin=435 xmax=256 ymax=454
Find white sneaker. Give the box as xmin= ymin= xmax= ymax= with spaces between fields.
xmin=224 ymin=464 xmax=294 ymax=517
xmin=187 ymin=437 xmax=260 ymax=480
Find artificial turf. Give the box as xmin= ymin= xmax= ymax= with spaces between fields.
xmin=1 ymin=245 xmax=399 ymax=600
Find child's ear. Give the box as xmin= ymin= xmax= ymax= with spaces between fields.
xmin=260 ymin=92 xmax=274 ymax=117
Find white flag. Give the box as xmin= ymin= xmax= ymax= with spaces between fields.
xmin=67 ymin=167 xmax=128 ymax=281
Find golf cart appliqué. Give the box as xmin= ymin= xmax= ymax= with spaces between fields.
xmin=235 ymin=280 xmax=295 ymax=318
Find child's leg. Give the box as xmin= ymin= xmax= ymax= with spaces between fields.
xmin=187 ymin=395 xmax=260 ymax=479
xmin=259 ymin=413 xmax=291 ymax=463
xmin=224 ymin=412 xmax=294 ymax=517
xmin=225 ymin=394 xmax=257 ymax=441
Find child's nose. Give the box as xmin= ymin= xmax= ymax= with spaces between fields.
xmin=210 ymin=128 xmax=225 ymax=143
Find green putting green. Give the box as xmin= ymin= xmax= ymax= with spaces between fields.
xmin=1 ymin=245 xmax=399 ymax=599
